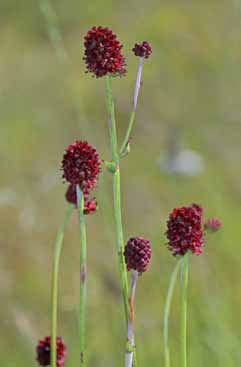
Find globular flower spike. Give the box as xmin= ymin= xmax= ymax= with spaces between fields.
xmin=124 ymin=236 xmax=151 ymax=273
xmin=65 ymin=184 xmax=98 ymax=215
xmin=61 ymin=140 xmax=100 ymax=193
xmin=83 ymin=26 xmax=126 ymax=77
xmin=204 ymin=218 xmax=222 ymax=233
xmin=36 ymin=336 xmax=66 ymax=366
xmin=166 ymin=204 xmax=204 ymax=256
xmin=132 ymin=41 xmax=152 ymax=59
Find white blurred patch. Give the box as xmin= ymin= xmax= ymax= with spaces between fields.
xmin=10 ymin=306 xmax=37 ymax=347
xmin=160 ymin=149 xmax=204 ymax=176
xmin=37 ymin=172 xmax=59 ymax=193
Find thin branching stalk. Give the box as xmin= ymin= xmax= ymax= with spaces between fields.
xmin=163 ymin=259 xmax=182 ymax=367
xmin=77 ymin=185 xmax=87 ymax=367
xmin=51 ymin=204 xmax=73 ymax=367
xmin=104 ymin=75 xmax=129 ymax=322
xmin=125 ymin=270 xmax=138 ymax=367
xmin=39 ymin=0 xmax=69 ymax=64
xmin=180 ymin=253 xmax=189 ymax=367
xmin=120 ymin=57 xmax=144 ymax=156
xmin=105 ymin=75 xmax=138 ymax=365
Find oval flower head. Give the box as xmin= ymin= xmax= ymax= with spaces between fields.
xmin=36 ymin=336 xmax=66 ymax=366
xmin=61 ymin=140 xmax=100 ymax=194
xmin=124 ymin=236 xmax=151 ymax=273
xmin=83 ymin=26 xmax=126 ymax=77
xmin=166 ymin=204 xmax=204 ymax=256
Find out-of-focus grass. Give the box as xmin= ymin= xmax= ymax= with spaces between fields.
xmin=1 ymin=1 xmax=241 ymax=366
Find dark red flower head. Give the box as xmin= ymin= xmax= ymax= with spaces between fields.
xmin=132 ymin=41 xmax=152 ymax=59
xmin=65 ymin=184 xmax=98 ymax=215
xmin=166 ymin=204 xmax=204 ymax=256
xmin=83 ymin=26 xmax=126 ymax=77
xmin=36 ymin=336 xmax=66 ymax=366
xmin=61 ymin=141 xmax=100 ymax=193
xmin=124 ymin=236 xmax=151 ymax=273
xmin=204 ymin=218 xmax=222 ymax=233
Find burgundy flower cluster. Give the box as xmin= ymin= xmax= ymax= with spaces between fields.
xmin=124 ymin=236 xmax=151 ymax=273
xmin=166 ymin=204 xmax=204 ymax=256
xmin=83 ymin=26 xmax=126 ymax=77
xmin=61 ymin=140 xmax=100 ymax=214
xmin=132 ymin=41 xmax=152 ymax=59
xmin=36 ymin=336 xmax=66 ymax=366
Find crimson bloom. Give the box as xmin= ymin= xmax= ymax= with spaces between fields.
xmin=83 ymin=26 xmax=126 ymax=77
xmin=65 ymin=184 xmax=98 ymax=215
xmin=132 ymin=41 xmax=152 ymax=59
xmin=166 ymin=204 xmax=204 ymax=256
xmin=61 ymin=140 xmax=100 ymax=193
xmin=36 ymin=336 xmax=66 ymax=366
xmin=124 ymin=236 xmax=151 ymax=273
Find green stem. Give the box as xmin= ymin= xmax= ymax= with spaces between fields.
xmin=77 ymin=186 xmax=87 ymax=367
xmin=105 ymin=75 xmax=129 ymax=322
xmin=39 ymin=0 xmax=69 ymax=64
xmin=120 ymin=57 xmax=144 ymax=156
xmin=51 ymin=204 xmax=73 ymax=367
xmin=163 ymin=259 xmax=182 ymax=367
xmin=120 ymin=110 xmax=135 ymax=156
xmin=180 ymin=253 xmax=189 ymax=367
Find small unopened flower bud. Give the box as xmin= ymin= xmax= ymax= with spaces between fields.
xmin=36 ymin=336 xmax=66 ymax=366
xmin=204 ymin=218 xmax=222 ymax=233
xmin=124 ymin=236 xmax=151 ymax=273
xmin=65 ymin=184 xmax=98 ymax=215
xmin=132 ymin=41 xmax=152 ymax=59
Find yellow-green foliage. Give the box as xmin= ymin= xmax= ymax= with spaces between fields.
xmin=0 ymin=1 xmax=240 ymax=366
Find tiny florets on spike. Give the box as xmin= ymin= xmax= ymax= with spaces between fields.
xmin=204 ymin=218 xmax=222 ymax=233
xmin=166 ymin=204 xmax=204 ymax=256
xmin=83 ymin=26 xmax=126 ymax=77
xmin=132 ymin=41 xmax=152 ymax=59
xmin=124 ymin=236 xmax=151 ymax=273
xmin=65 ymin=184 xmax=98 ymax=215
xmin=36 ymin=336 xmax=66 ymax=366
xmin=61 ymin=141 xmax=100 ymax=193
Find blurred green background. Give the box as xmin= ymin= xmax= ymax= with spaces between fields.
xmin=1 ymin=0 xmax=241 ymax=366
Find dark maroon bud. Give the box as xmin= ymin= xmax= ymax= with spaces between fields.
xmin=166 ymin=204 xmax=204 ymax=256
xmin=124 ymin=236 xmax=151 ymax=273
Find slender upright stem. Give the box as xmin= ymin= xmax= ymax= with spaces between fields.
xmin=163 ymin=259 xmax=182 ymax=367
xmin=51 ymin=204 xmax=73 ymax=367
xmin=104 ymin=75 xmax=129 ymax=322
xmin=76 ymin=185 xmax=87 ymax=367
xmin=180 ymin=253 xmax=189 ymax=367
xmin=125 ymin=271 xmax=138 ymax=367
xmin=120 ymin=57 xmax=144 ymax=156
xmin=39 ymin=0 xmax=69 ymax=64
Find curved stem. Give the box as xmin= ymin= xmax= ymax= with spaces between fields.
xmin=51 ymin=204 xmax=73 ymax=367
xmin=163 ymin=259 xmax=182 ymax=367
xmin=180 ymin=253 xmax=189 ymax=367
xmin=77 ymin=186 xmax=87 ymax=367
xmin=120 ymin=57 xmax=144 ymax=156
